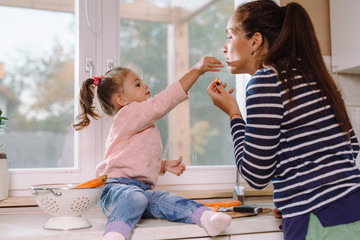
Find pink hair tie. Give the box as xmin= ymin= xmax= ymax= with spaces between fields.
xmin=93 ymin=75 xmax=103 ymax=86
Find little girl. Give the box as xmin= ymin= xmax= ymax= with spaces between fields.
xmin=73 ymin=57 xmax=232 ymax=240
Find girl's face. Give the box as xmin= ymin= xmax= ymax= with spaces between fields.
xmin=119 ymin=71 xmax=151 ymax=106
xmin=223 ymin=15 xmax=256 ymax=75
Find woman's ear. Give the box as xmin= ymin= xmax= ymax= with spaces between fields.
xmin=251 ymin=32 xmax=264 ymax=52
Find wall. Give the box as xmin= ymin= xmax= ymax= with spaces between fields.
xmin=336 ymin=73 xmax=360 ymax=166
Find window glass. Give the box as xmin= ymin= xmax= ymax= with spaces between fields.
xmin=119 ymin=0 xmax=235 ymax=166
xmin=189 ymin=0 xmax=235 ymax=165
xmin=0 ymin=5 xmax=75 ymax=168
xmin=119 ymin=19 xmax=168 ymax=145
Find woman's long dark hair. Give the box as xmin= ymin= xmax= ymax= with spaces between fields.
xmin=235 ymin=0 xmax=352 ymax=136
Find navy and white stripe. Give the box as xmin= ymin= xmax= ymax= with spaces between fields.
xmin=231 ymin=68 xmax=360 ymax=219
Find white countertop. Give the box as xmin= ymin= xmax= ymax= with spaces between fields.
xmin=0 ymin=197 xmax=282 ymax=240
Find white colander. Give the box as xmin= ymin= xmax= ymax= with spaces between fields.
xmin=31 ymin=183 xmax=104 ymax=230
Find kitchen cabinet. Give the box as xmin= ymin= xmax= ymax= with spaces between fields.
xmin=329 ymin=0 xmax=360 ymax=74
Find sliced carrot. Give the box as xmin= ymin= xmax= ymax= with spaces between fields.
xmin=74 ymin=175 xmax=108 ymax=188
xmin=198 ymin=200 xmax=242 ymax=208
xmin=215 ymin=78 xmax=220 ymax=83
xmin=212 ymin=206 xmax=220 ymax=212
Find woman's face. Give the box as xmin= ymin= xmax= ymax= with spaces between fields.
xmin=223 ymin=15 xmax=256 ymax=75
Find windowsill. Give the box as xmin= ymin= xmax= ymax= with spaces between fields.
xmin=0 ymin=196 xmax=37 ymax=208
xmin=0 ymin=196 xmax=281 ymax=240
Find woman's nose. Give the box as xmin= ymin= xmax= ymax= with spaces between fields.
xmin=222 ymin=43 xmax=228 ymax=53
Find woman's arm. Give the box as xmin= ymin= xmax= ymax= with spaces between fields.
xmin=233 ymin=72 xmax=283 ymax=189
xmin=207 ymin=69 xmax=283 ymax=189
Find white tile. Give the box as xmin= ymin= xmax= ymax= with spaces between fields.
xmin=337 ymin=74 xmax=360 ymax=106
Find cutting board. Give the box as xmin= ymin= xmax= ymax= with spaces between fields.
xmin=224 ymin=208 xmax=271 ymax=218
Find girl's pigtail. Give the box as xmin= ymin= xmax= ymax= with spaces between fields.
xmin=72 ymin=78 xmax=101 ymax=131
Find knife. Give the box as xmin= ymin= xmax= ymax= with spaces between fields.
xmin=217 ymin=205 xmax=263 ymax=214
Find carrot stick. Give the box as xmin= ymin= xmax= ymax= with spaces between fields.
xmin=215 ymin=78 xmax=220 ymax=83
xmin=212 ymin=206 xmax=220 ymax=212
xmin=74 ymin=175 xmax=107 ymax=188
xmin=198 ymin=200 xmax=242 ymax=208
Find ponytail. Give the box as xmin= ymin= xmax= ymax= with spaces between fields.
xmin=72 ymin=78 xmax=101 ymax=131
xmin=72 ymin=66 xmax=132 ymax=131
xmin=268 ymin=2 xmax=352 ymax=137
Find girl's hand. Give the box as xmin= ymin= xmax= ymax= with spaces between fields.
xmin=179 ymin=57 xmax=223 ymax=93
xmin=164 ymin=156 xmax=186 ymax=176
xmin=192 ymin=57 xmax=224 ymax=75
xmin=207 ymin=81 xmax=242 ymax=119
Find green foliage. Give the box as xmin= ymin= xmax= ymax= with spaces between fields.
xmin=3 ymin=42 xmax=74 ymax=133
xmin=0 ymin=109 xmax=7 ymax=129
xmin=0 ymin=109 xmax=8 ymax=147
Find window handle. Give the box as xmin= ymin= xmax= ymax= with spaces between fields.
xmin=85 ymin=57 xmax=93 ymax=78
xmin=106 ymin=59 xmax=114 ymax=72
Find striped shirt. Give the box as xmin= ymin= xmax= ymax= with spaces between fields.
xmin=231 ymin=68 xmax=360 ymax=219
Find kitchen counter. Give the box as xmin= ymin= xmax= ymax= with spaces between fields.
xmin=0 ymin=197 xmax=283 ymax=240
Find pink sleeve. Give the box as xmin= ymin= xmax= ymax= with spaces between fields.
xmin=114 ymin=80 xmax=188 ymax=136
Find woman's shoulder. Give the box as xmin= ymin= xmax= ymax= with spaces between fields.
xmin=248 ymin=67 xmax=279 ymax=86
xmin=253 ymin=67 xmax=277 ymax=79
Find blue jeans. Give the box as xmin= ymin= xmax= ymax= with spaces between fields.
xmin=98 ymin=177 xmax=207 ymax=239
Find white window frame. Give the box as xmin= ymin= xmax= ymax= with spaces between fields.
xmin=8 ymin=0 xmax=119 ymax=196
xmin=8 ymin=0 xmax=245 ymax=197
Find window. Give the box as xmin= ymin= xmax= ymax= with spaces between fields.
xmin=2 ymin=0 xmax=248 ymax=196
xmin=0 ymin=1 xmax=87 ymax=196
xmin=118 ymin=0 xmax=236 ymax=166
xmin=0 ymin=5 xmax=75 ymax=169
xmin=117 ymin=0 xmax=240 ymax=191
xmin=188 ymin=0 xmax=236 ymax=165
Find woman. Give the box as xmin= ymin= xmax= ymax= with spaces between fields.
xmin=207 ymin=0 xmax=360 ymax=239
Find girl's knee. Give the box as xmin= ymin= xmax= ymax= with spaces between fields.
xmin=129 ymin=190 xmax=148 ymax=206
xmin=102 ymin=186 xmax=148 ymax=214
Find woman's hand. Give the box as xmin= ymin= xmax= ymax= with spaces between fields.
xmin=164 ymin=156 xmax=186 ymax=176
xmin=272 ymin=208 xmax=282 ymax=218
xmin=207 ymin=81 xmax=242 ymax=119
xmin=272 ymin=208 xmax=283 ymax=230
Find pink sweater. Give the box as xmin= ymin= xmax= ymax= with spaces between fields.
xmin=96 ymin=81 xmax=188 ymax=188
